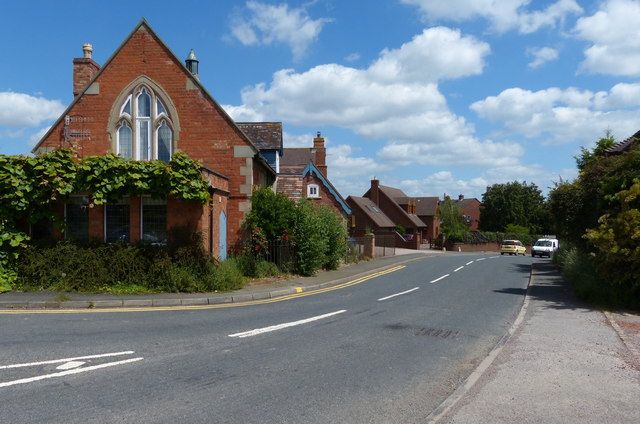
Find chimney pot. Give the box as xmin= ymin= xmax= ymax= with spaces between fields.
xmin=82 ymin=43 xmax=93 ymax=59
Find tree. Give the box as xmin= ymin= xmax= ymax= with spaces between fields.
xmin=440 ymin=196 xmax=469 ymax=242
xmin=575 ymin=129 xmax=616 ymax=170
xmin=479 ymin=181 xmax=546 ymax=233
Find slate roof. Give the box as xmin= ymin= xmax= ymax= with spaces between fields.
xmin=236 ymin=122 xmax=283 ymax=152
xmin=396 ymin=196 xmax=440 ymax=216
xmin=347 ymin=196 xmax=395 ymax=229
xmin=281 ymin=148 xmax=314 ymax=166
xmin=604 ymin=130 xmax=640 ymax=156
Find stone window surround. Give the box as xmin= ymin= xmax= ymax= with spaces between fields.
xmin=108 ymin=76 xmax=181 ymax=160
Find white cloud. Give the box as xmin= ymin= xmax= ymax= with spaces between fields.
xmin=470 ymin=85 xmax=640 ymax=143
xmin=225 ymin=27 xmax=496 ymax=168
xmin=368 ymin=27 xmax=490 ymax=83
xmin=527 ymin=46 xmax=559 ymax=68
xmin=28 ymin=126 xmax=52 ymax=147
xmin=574 ymin=0 xmax=640 ymax=76
xmin=401 ymin=171 xmax=489 ymax=198
xmin=228 ymin=1 xmax=332 ymax=60
xmin=0 ymin=92 xmax=65 ymax=127
xmin=401 ymin=0 xmax=582 ymax=34
xmin=283 ymin=131 xmax=315 ymax=148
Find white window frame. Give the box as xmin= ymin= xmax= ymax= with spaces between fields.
xmin=307 ymin=184 xmax=320 ymax=198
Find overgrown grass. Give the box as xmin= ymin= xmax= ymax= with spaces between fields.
xmin=554 ymin=245 xmax=640 ymax=311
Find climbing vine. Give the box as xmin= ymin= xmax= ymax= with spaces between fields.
xmin=0 ymin=149 xmax=210 ymax=283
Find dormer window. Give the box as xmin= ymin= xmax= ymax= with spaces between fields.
xmin=115 ymin=85 xmax=174 ymax=162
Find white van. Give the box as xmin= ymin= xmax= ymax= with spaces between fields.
xmin=531 ymin=238 xmax=559 ymax=258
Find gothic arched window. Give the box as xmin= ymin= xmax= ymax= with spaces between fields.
xmin=115 ymin=86 xmax=174 ymax=162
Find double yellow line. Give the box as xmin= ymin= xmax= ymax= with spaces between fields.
xmin=0 ymin=265 xmax=406 ymax=314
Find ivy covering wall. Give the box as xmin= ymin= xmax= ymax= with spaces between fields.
xmin=0 ymin=149 xmax=210 ymax=285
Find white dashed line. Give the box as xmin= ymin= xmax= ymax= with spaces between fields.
xmin=430 ymin=274 xmax=450 ymax=283
xmin=378 ymin=287 xmax=420 ymax=301
xmin=454 ymin=266 xmax=464 ymax=272
xmin=229 ymin=310 xmax=346 ymax=338
xmin=466 ymin=261 xmax=474 ymax=266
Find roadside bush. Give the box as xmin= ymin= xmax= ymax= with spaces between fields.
xmin=243 ymin=186 xmax=349 ymax=276
xmin=554 ymin=244 xmax=640 ymax=310
xmin=14 ymin=240 xmax=248 ymax=293
xmin=317 ymin=204 xmax=347 ymax=270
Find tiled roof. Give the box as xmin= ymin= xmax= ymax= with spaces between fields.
xmin=236 ymin=122 xmax=283 ymax=151
xmin=378 ymin=185 xmax=408 ymax=199
xmin=281 ymin=148 xmax=314 ymax=166
xmin=396 ymin=196 xmax=440 ymax=216
xmin=347 ymin=196 xmax=396 ymax=229
xmin=604 ymin=130 xmax=640 ymax=156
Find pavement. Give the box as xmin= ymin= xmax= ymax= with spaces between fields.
xmin=1 ymin=249 xmax=639 ymax=423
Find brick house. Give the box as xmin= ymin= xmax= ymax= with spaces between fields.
xmin=346 ymin=179 xmax=430 ymax=248
xmin=395 ymin=196 xmax=441 ymax=242
xmin=32 ymin=19 xmax=275 ymax=259
xmin=238 ymin=124 xmax=350 ymax=217
xmin=455 ymin=195 xmax=481 ymax=232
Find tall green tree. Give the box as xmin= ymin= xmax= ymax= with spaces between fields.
xmin=479 ymin=181 xmax=546 ymax=233
xmin=440 ymin=196 xmax=469 ymax=242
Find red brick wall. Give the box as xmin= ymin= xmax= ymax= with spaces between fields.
xmin=304 ymin=174 xmax=347 ymax=218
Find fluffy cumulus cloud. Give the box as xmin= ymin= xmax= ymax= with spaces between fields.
xmin=228 ymin=1 xmax=332 ymax=60
xmin=470 ymin=85 xmax=640 ymax=143
xmin=0 ymin=92 xmax=65 ymax=127
xmin=401 ymin=171 xmax=487 ymax=197
xmin=527 ymin=46 xmax=559 ymax=68
xmin=400 ymin=0 xmax=582 ymax=33
xmin=574 ymin=0 xmax=640 ymax=76
xmin=224 ymin=27 xmax=505 ymax=173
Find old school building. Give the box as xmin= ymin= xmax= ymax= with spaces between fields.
xmin=33 ymin=19 xmax=276 ymax=258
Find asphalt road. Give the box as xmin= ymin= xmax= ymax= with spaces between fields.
xmin=1 ymin=253 xmax=533 ymax=423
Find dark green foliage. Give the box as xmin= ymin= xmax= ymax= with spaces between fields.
xmin=549 ymin=137 xmax=640 ymax=304
xmin=0 ymin=149 xmax=210 ymax=284
xmin=479 ymin=181 xmax=546 ymax=234
xmin=243 ymin=186 xmax=349 ymax=276
xmin=575 ymin=130 xmax=616 ymax=171
xmin=554 ymin=244 xmax=640 ymax=310
xmin=317 ymin=204 xmax=348 ymax=270
xmin=440 ymin=197 xmax=470 ymax=242
xmin=14 ymin=240 xmax=246 ymax=293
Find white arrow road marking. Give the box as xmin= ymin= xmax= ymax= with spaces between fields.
xmin=378 ymin=287 xmax=420 ymax=301
xmin=229 ymin=310 xmax=347 ymax=338
xmin=0 ymin=351 xmax=136 ymax=370
xmin=0 ymin=357 xmax=144 ymax=388
xmin=430 ymin=274 xmax=450 ymax=283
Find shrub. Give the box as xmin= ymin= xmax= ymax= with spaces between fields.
xmin=14 ymin=240 xmax=250 ymax=293
xmin=554 ymin=244 xmax=640 ymax=310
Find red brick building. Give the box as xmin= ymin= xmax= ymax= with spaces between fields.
xmin=455 ymin=195 xmax=481 ymax=232
xmin=237 ymin=124 xmax=350 ymax=217
xmin=33 ymin=19 xmax=275 ymax=258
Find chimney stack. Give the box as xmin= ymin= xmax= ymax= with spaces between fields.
xmin=73 ymin=43 xmax=100 ymax=97
xmin=370 ymin=178 xmax=380 ymax=206
xmin=313 ymin=131 xmax=327 ymax=177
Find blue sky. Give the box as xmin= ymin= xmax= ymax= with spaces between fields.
xmin=2 ymin=0 xmax=639 ymax=200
